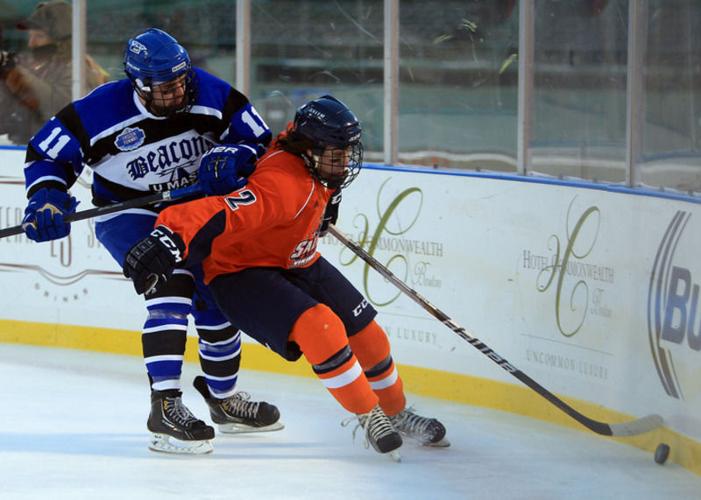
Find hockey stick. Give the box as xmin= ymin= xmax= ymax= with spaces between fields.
xmin=0 ymin=184 xmax=202 ymax=240
xmin=328 ymin=225 xmax=663 ymax=437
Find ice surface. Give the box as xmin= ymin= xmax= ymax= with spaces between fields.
xmin=0 ymin=343 xmax=698 ymax=500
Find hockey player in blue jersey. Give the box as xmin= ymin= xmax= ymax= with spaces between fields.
xmin=21 ymin=28 xmax=282 ymax=454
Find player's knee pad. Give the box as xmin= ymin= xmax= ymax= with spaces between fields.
xmin=348 ymin=320 xmax=391 ymax=369
xmin=289 ymin=303 xmax=349 ymax=365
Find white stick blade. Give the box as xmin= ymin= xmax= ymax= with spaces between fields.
xmin=609 ymin=414 xmax=664 ymax=436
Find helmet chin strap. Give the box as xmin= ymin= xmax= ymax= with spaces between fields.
xmin=301 ymin=150 xmax=320 ymax=178
xmin=134 ymin=78 xmax=152 ymax=93
xmin=135 ymin=89 xmax=158 ymax=116
xmin=310 ymin=152 xmax=321 ymax=169
xmin=133 ymin=78 xmax=158 ymax=114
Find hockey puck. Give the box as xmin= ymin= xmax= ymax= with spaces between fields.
xmin=654 ymin=443 xmax=670 ymax=465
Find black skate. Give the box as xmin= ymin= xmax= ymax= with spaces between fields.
xmin=147 ymin=389 xmax=215 ymax=454
xmin=390 ymin=407 xmax=450 ymax=447
xmin=193 ymin=376 xmax=284 ymax=434
xmin=357 ymin=405 xmax=403 ymax=461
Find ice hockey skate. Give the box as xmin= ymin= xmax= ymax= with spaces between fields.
xmin=193 ymin=376 xmax=284 ymax=434
xmin=356 ymin=405 xmax=403 ymax=461
xmin=147 ymin=389 xmax=215 ymax=455
xmin=390 ymin=407 xmax=450 ymax=447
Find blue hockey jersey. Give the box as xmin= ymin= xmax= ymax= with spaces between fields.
xmin=23 ymin=67 xmax=271 ymax=206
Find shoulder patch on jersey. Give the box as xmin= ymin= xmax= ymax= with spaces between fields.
xmin=114 ymin=127 xmax=146 ymax=151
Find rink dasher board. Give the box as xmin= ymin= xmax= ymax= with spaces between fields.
xmin=0 ymin=151 xmax=699 ymax=448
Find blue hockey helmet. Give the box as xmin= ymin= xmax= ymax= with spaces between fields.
xmin=123 ymin=28 xmax=195 ymax=116
xmin=291 ymin=95 xmax=363 ymax=189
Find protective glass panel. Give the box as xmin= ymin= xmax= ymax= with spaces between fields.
xmin=250 ymin=0 xmax=384 ymax=156
xmin=86 ymin=1 xmax=236 ymax=85
xmin=0 ymin=1 xmax=236 ymax=147
xmin=639 ymin=0 xmax=701 ymax=192
xmin=0 ymin=2 xmax=100 ymax=146
xmin=398 ymin=1 xmax=519 ymax=171
xmin=530 ymin=0 xmax=628 ymax=183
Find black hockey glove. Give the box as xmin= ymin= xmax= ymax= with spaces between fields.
xmin=123 ymin=226 xmax=185 ymax=295
xmin=319 ymin=189 xmax=342 ymax=237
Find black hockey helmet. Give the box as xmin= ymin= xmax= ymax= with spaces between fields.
xmin=290 ymin=95 xmax=363 ymax=189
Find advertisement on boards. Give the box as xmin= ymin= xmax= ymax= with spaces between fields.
xmin=0 ymin=153 xmax=699 ymax=440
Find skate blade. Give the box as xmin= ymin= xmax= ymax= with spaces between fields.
xmin=424 ymin=438 xmax=451 ymax=448
xmin=218 ymin=421 xmax=285 ymax=434
xmin=148 ymin=433 xmax=213 ymax=455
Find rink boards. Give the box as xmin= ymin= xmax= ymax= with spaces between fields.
xmin=0 ymin=148 xmax=699 ymax=473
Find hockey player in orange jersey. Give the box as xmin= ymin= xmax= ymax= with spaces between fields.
xmin=122 ymin=95 xmax=448 ymax=457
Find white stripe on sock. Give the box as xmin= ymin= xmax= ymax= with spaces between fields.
xmin=198 ymin=347 xmax=241 ymax=362
xmin=369 ymin=366 xmax=398 ymax=390
xmin=320 ymin=361 xmax=362 ymax=389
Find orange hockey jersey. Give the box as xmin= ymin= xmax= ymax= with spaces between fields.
xmin=155 ymin=142 xmax=334 ymax=284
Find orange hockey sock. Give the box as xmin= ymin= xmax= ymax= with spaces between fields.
xmin=290 ymin=304 xmax=377 ymax=414
xmin=349 ymin=320 xmax=406 ymax=416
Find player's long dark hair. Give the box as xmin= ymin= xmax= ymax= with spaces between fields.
xmin=277 ymin=126 xmax=312 ymax=157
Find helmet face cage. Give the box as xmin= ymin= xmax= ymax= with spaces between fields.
xmin=137 ymin=70 xmax=196 ymax=117
xmin=123 ymin=28 xmax=196 ymax=117
xmin=310 ymin=142 xmax=363 ymax=189
xmin=293 ymin=95 xmax=363 ymax=189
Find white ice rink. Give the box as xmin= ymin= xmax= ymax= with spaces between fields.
xmin=0 ymin=343 xmax=699 ymax=500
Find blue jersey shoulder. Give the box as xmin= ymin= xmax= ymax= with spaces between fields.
xmin=192 ymin=67 xmax=240 ymax=112
xmin=72 ymin=79 xmax=138 ymax=139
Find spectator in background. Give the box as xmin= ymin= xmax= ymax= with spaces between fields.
xmin=0 ymin=0 xmax=108 ymax=144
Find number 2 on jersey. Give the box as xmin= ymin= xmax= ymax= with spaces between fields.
xmin=224 ymin=189 xmax=257 ymax=211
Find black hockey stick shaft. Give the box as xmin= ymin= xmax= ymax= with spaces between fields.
xmin=328 ymin=225 xmax=662 ymax=437
xmin=0 ymin=184 xmax=202 ymax=240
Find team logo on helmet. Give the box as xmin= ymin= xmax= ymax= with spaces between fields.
xmin=114 ymin=127 xmax=146 ymax=152
xmin=307 ymin=108 xmax=326 ymax=120
xmin=129 ymin=40 xmax=148 ymax=55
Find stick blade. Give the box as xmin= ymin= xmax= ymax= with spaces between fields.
xmin=609 ymin=414 xmax=664 ymax=436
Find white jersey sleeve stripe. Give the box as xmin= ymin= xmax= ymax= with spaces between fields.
xmin=190 ymin=104 xmax=223 ymax=119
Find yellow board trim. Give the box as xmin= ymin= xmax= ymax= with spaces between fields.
xmin=1 ymin=318 xmax=699 ymax=475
